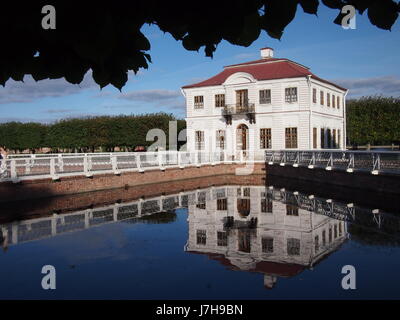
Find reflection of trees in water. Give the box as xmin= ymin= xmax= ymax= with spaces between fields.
xmin=348 ymin=224 xmax=400 ymax=247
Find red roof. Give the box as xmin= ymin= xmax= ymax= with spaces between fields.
xmin=187 ymin=250 xmax=305 ymax=277
xmin=182 ymin=58 xmax=346 ymax=91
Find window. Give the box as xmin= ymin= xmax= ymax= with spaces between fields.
xmin=322 ymin=230 xmax=326 ymax=246
xmin=216 ymin=130 xmax=225 ymax=149
xmin=260 ymin=128 xmax=272 ymax=149
xmin=236 ymin=89 xmax=248 ymax=107
xmin=194 ymin=95 xmax=204 ymax=109
xmin=217 ymin=231 xmax=227 ymax=246
xmin=327 ymin=93 xmax=331 ymax=107
xmin=313 ymin=127 xmax=317 ymax=149
xmin=243 ymin=188 xmax=250 ymax=197
xmin=287 ymin=238 xmax=300 ymax=256
xmin=315 ymin=235 xmax=319 ymax=252
xmin=196 ymin=202 xmax=206 ymax=209
xmin=215 ymin=94 xmax=225 ymax=108
xmin=327 ymin=128 xmax=332 ymax=148
xmin=329 ymin=227 xmax=332 ymax=243
xmin=339 ymin=223 xmax=343 ymax=236
xmin=262 ymin=237 xmax=274 ymax=253
xmin=313 ymin=88 xmax=317 ymax=103
xmin=333 ymin=129 xmax=337 ymax=148
xmin=285 ymin=87 xmax=297 ymax=103
xmin=321 ymin=128 xmax=325 ymax=149
xmin=261 ymin=198 xmax=273 ymax=213
xmin=237 ymin=199 xmax=251 ymax=217
xmin=238 ymin=230 xmax=251 ymax=253
xmin=338 ymin=129 xmax=341 ymax=149
xmin=320 ymin=91 xmax=324 ymax=105
xmin=195 ymin=131 xmax=204 ymax=150
xmin=259 ymin=89 xmax=271 ymax=104
xmin=285 ymin=127 xmax=298 ymax=149
xmin=286 ymin=204 xmax=299 ymax=216
xmin=332 ymin=94 xmax=336 ymax=108
xmin=334 ymin=225 xmax=338 ymax=238
xmin=337 ymin=96 xmax=340 ymax=109
xmin=196 ymin=230 xmax=207 ymax=245
xmin=217 ymin=198 xmax=227 ymax=210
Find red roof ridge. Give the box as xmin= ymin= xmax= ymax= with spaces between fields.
xmin=182 ymin=57 xmax=347 ymax=91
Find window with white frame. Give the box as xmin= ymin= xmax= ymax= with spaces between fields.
xmin=194 ymin=95 xmax=204 ymax=109
xmin=287 ymin=238 xmax=300 ymax=256
xmin=313 ymin=88 xmax=317 ymax=103
xmin=259 ymin=89 xmax=271 ymax=104
xmin=285 ymin=87 xmax=297 ymax=103
xmin=196 ymin=230 xmax=207 ymax=245
xmin=216 ymin=130 xmax=225 ymax=149
xmin=215 ymin=94 xmax=225 ymax=107
xmin=260 ymin=128 xmax=272 ymax=149
xmin=285 ymin=127 xmax=298 ymax=149
xmin=195 ymin=131 xmax=205 ymax=150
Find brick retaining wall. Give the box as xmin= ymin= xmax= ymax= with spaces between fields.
xmin=0 ymin=163 xmax=265 ymax=204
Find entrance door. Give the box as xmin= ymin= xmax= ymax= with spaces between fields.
xmin=236 ymin=124 xmax=249 ymax=151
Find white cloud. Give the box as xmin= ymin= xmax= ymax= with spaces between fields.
xmin=334 ymin=75 xmax=400 ymax=97
xmin=0 ymin=73 xmax=97 ymax=104
xmin=118 ymin=89 xmax=181 ymax=102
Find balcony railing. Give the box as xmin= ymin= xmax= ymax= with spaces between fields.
xmin=222 ymin=103 xmax=255 ymax=115
xmin=222 ymin=103 xmax=256 ymax=124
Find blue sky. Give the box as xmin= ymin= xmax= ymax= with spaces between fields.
xmin=0 ymin=5 xmax=399 ymax=123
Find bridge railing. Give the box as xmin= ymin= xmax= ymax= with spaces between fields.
xmin=0 ymin=150 xmax=265 ymax=183
xmin=265 ymin=150 xmax=400 ymax=175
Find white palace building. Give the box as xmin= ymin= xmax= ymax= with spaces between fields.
xmin=182 ymin=48 xmax=348 ymax=156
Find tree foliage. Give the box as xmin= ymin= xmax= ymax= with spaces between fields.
xmin=0 ymin=113 xmax=186 ymax=153
xmin=1 ymin=1 xmax=398 ymax=89
xmin=346 ymin=96 xmax=400 ymax=146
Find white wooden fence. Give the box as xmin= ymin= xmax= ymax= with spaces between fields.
xmin=0 ymin=150 xmax=265 ymax=182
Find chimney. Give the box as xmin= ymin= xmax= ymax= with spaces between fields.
xmin=260 ymin=47 xmax=274 ymax=59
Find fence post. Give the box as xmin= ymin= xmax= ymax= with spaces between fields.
xmin=177 ymin=151 xmax=181 ymax=167
xmin=83 ymin=154 xmax=92 ymax=177
xmin=111 ymin=155 xmax=120 ymax=174
xmin=58 ymin=154 xmax=64 ymax=172
xmin=50 ymin=158 xmax=59 ymax=180
xmin=158 ymin=151 xmax=165 ymax=171
xmin=136 ymin=154 xmax=144 ymax=172
xmin=10 ymin=159 xmax=17 ymax=181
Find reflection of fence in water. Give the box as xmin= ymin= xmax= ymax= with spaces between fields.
xmin=2 ymin=184 xmax=399 ymax=247
xmin=266 ymin=186 xmax=400 ymax=237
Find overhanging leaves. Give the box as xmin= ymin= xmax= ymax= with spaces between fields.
xmin=0 ymin=1 xmax=398 ymax=89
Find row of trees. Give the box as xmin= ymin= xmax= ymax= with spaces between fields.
xmin=0 ymin=113 xmax=186 ymax=153
xmin=346 ymin=96 xmax=400 ymax=146
xmin=0 ymin=96 xmax=398 ymax=152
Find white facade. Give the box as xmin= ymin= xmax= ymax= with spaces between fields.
xmin=185 ymin=185 xmax=348 ymax=288
xmin=182 ymin=49 xmax=348 ymax=155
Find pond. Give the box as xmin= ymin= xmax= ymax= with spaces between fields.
xmin=0 ymin=182 xmax=399 ymax=299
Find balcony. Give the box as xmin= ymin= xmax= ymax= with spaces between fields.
xmin=222 ymin=103 xmax=256 ymax=125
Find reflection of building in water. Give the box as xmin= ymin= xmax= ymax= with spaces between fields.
xmin=185 ymin=186 xmax=348 ymax=289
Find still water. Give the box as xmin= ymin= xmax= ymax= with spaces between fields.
xmin=0 ymin=183 xmax=400 ymax=299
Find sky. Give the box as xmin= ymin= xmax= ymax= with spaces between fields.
xmin=0 ymin=5 xmax=399 ymax=123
